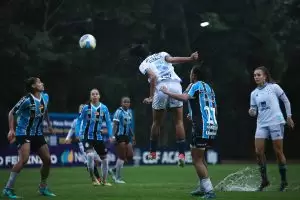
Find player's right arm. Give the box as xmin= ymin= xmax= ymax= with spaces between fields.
xmin=8 ymin=96 xmax=29 ymax=142
xmin=65 ymin=120 xmax=76 ymax=144
xmin=75 ymin=105 xmax=87 ymax=140
xmin=112 ymin=109 xmax=121 ymax=137
xmin=139 ymin=63 xmax=157 ymax=104
xmin=165 ymin=51 xmax=199 ymax=64
xmin=249 ymin=92 xmax=257 ymax=117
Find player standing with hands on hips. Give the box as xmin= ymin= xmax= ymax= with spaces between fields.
xmin=130 ymin=43 xmax=198 ymax=167
xmin=249 ymin=66 xmax=295 ymax=191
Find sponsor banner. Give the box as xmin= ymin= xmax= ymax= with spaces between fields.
xmin=43 ymin=113 xmax=78 ymax=136
xmin=0 ymin=144 xmax=219 ymax=168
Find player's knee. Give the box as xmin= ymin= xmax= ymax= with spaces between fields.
xmin=19 ymin=157 xmax=29 ymax=166
xmin=274 ymin=147 xmax=284 ymax=158
xmin=192 ymin=155 xmax=202 ymax=164
xmin=100 ymin=155 xmax=107 ymax=160
xmin=118 ymin=152 xmax=126 ymax=160
xmin=255 ymin=146 xmax=264 ymax=155
xmin=126 ymin=153 xmax=133 ymax=161
xmin=86 ymin=152 xmax=95 ymax=161
xmin=152 ymin=120 xmax=162 ymax=128
xmin=255 ymin=150 xmax=263 ymax=158
xmin=41 ymin=155 xmax=51 ymax=166
xmin=191 ymin=149 xmax=204 ymax=163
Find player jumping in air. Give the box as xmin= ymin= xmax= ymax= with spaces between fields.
xmin=76 ymin=88 xmax=114 ymax=186
xmin=3 ymin=77 xmax=56 ymax=199
xmin=65 ymin=104 xmax=102 ymax=182
xmin=130 ymin=43 xmax=198 ymax=167
xmin=160 ymin=66 xmax=217 ymax=199
xmin=249 ymin=66 xmax=294 ymax=191
xmin=109 ymin=96 xmax=135 ymax=183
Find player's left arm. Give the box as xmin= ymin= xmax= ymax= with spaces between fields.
xmin=273 ymin=84 xmax=294 ymax=128
xmin=43 ymin=93 xmax=54 ymax=133
xmin=112 ymin=110 xmax=121 ymax=137
xmin=104 ymin=107 xmax=113 ymax=138
xmin=44 ymin=110 xmax=54 ymax=134
xmin=160 ymin=83 xmax=197 ymax=101
xmin=212 ymin=90 xmax=218 ymax=116
xmin=273 ymin=84 xmax=292 ymax=116
xmin=130 ymin=123 xmax=136 ymax=145
xmin=165 ymin=52 xmax=198 ymax=64
xmin=129 ymin=110 xmax=135 ymax=143
xmin=145 ymin=68 xmax=157 ymax=103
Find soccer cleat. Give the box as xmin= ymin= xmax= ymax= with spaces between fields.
xmin=39 ymin=186 xmax=56 ymax=197
xmin=257 ymin=180 xmax=270 ymax=191
xmin=190 ymin=188 xmax=205 ymax=196
xmin=2 ymin=188 xmax=18 ymax=199
xmin=114 ymin=179 xmax=126 ymax=184
xmin=108 ymin=168 xmax=117 ymax=181
xmin=146 ymin=152 xmax=156 ymax=160
xmin=279 ymin=181 xmax=288 ymax=192
xmin=178 ymin=153 xmax=185 ymax=167
xmin=91 ymin=176 xmax=100 ymax=186
xmin=92 ymin=180 xmax=101 ymax=186
xmin=101 ymin=181 xmax=112 ymax=186
xmin=201 ymin=191 xmax=216 ymax=199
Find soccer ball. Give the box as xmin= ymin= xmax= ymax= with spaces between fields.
xmin=79 ymin=34 xmax=96 ymax=49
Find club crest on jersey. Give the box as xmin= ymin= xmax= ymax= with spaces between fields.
xmin=29 ymin=104 xmax=35 ymax=110
xmin=87 ymin=109 xmax=91 ymax=116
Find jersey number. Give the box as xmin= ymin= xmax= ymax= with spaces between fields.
xmin=204 ymin=106 xmax=218 ymax=136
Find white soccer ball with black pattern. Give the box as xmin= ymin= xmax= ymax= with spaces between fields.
xmin=79 ymin=34 xmax=96 ymax=49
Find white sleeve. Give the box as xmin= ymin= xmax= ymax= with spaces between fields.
xmin=272 ymin=84 xmax=292 ymax=117
xmin=139 ymin=62 xmax=149 ymax=75
xmin=250 ymin=91 xmax=257 ymax=109
xmin=160 ymin=52 xmax=170 ymax=59
xmin=272 ymin=84 xmax=284 ymax=97
xmin=279 ymin=93 xmax=292 ymax=117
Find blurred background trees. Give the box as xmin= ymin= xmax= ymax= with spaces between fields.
xmin=1 ymin=0 xmax=299 ymax=159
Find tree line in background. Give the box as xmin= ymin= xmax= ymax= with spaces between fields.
xmin=0 ymin=0 xmax=299 ymax=159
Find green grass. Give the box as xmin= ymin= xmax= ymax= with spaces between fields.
xmin=1 ymin=164 xmax=300 ymax=200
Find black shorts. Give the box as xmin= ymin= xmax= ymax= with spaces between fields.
xmin=190 ymin=122 xmax=214 ymax=149
xmin=15 ymin=135 xmax=47 ymax=153
xmin=83 ymin=140 xmax=107 ymax=156
xmin=115 ymin=135 xmax=130 ymax=144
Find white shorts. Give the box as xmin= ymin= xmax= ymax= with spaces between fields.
xmin=152 ymin=80 xmax=183 ymax=110
xmin=255 ymin=124 xmax=284 ymax=140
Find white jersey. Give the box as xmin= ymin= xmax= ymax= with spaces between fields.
xmin=139 ymin=52 xmax=181 ymax=83
xmin=250 ymin=83 xmax=286 ymax=127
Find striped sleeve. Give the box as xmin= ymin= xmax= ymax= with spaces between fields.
xmin=188 ymin=82 xmax=199 ymax=98
xmin=113 ymin=109 xmax=122 ymax=122
xmin=12 ymin=96 xmax=29 ymax=115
